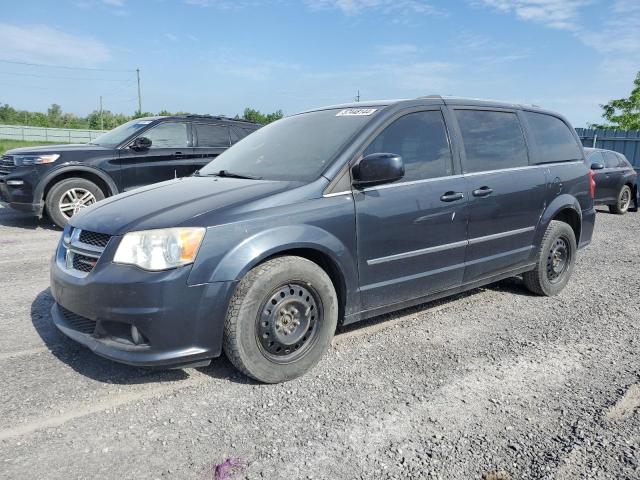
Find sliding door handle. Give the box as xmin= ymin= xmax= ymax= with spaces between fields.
xmin=472 ymin=186 xmax=493 ymax=197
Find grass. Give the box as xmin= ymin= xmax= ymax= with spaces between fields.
xmin=0 ymin=139 xmax=62 ymax=156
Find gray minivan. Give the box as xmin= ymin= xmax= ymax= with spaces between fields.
xmin=50 ymin=96 xmax=596 ymax=383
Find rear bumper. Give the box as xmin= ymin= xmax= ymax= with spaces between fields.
xmin=579 ymin=206 xmax=596 ymax=249
xmin=50 ymin=254 xmax=237 ymax=368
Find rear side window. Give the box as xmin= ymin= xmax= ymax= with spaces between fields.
xmin=523 ymin=111 xmax=582 ymax=163
xmin=195 ymin=123 xmax=230 ymax=147
xmin=364 ymin=110 xmax=453 ymax=182
xmin=455 ymin=110 xmax=528 ymax=173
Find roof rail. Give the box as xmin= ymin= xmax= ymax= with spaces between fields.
xmin=183 ymin=114 xmax=260 ymax=125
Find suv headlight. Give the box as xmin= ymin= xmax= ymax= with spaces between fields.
xmin=114 ymin=228 xmax=206 ymax=271
xmin=13 ymin=154 xmax=60 ymax=166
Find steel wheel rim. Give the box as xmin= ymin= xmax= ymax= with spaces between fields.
xmin=546 ymin=236 xmax=570 ymax=284
xmin=619 ymin=187 xmax=631 ymax=212
xmin=256 ymin=282 xmax=322 ymax=364
xmin=59 ymin=188 xmax=97 ymax=219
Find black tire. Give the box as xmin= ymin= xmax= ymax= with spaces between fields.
xmin=45 ymin=177 xmax=105 ymax=229
xmin=609 ymin=184 xmax=632 ymax=215
xmin=523 ymin=220 xmax=577 ymax=296
xmin=223 ymin=256 xmax=338 ymax=383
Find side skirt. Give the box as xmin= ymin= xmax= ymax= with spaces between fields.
xmin=343 ymin=263 xmax=536 ymax=326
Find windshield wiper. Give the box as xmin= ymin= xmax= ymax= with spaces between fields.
xmin=213 ymin=170 xmax=263 ymax=180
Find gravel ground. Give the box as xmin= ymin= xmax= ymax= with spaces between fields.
xmin=0 ymin=204 xmax=638 ymax=480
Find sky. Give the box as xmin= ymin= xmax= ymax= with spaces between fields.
xmin=0 ymin=0 xmax=639 ymax=127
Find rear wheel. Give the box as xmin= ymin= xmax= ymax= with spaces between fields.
xmin=523 ymin=220 xmax=577 ymax=296
xmin=609 ymin=185 xmax=632 ymax=215
xmin=223 ymin=256 xmax=338 ymax=383
xmin=45 ymin=178 xmax=105 ymax=228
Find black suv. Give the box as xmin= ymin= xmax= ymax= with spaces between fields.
xmin=50 ymin=97 xmax=596 ymax=383
xmin=584 ymin=147 xmax=638 ymax=214
xmin=0 ymin=115 xmax=260 ymax=227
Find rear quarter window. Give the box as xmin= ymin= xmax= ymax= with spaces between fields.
xmin=455 ymin=109 xmax=528 ymax=173
xmin=523 ymin=111 xmax=582 ymax=163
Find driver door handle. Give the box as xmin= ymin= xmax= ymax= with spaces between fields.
xmin=440 ymin=191 xmax=464 ymax=202
xmin=472 ymin=186 xmax=493 ymax=197
xmin=173 ymin=151 xmax=184 ymax=159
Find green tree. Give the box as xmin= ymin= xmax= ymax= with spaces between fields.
xmin=242 ymin=107 xmax=284 ymax=125
xmin=592 ymin=71 xmax=640 ymax=130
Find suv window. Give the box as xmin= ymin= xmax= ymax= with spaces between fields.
xmin=364 ymin=111 xmax=453 ymax=181
xmin=603 ymin=151 xmax=620 ymax=168
xmin=195 ymin=123 xmax=230 ymax=147
xmin=455 ymin=110 xmax=528 ymax=172
xmin=587 ymin=151 xmax=604 ymax=166
xmin=523 ymin=111 xmax=582 ymax=163
xmin=143 ymin=122 xmax=188 ymax=149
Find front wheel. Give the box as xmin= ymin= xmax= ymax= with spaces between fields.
xmin=45 ymin=178 xmax=105 ymax=228
xmin=223 ymin=256 xmax=338 ymax=383
xmin=523 ymin=220 xmax=577 ymax=296
xmin=609 ymin=185 xmax=632 ymax=215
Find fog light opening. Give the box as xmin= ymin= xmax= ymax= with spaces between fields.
xmin=131 ymin=325 xmax=146 ymax=345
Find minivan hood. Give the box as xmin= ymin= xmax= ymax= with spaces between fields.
xmin=70 ymin=176 xmax=298 ymax=235
xmin=7 ymin=143 xmax=109 ymax=154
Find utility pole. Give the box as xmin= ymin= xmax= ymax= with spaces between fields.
xmin=99 ymin=96 xmax=104 ymax=130
xmin=136 ymin=67 xmax=142 ymax=114
xmin=355 ymin=90 xmax=360 ymax=102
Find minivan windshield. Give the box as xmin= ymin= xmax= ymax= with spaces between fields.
xmin=199 ymin=108 xmax=379 ymax=182
xmin=89 ymin=118 xmax=158 ymax=148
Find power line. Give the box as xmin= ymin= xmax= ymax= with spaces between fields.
xmin=0 ymin=58 xmax=134 ymax=73
xmin=0 ymin=71 xmax=135 ymax=82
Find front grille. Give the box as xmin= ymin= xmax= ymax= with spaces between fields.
xmin=79 ymin=230 xmax=111 ymax=248
xmin=60 ymin=307 xmax=96 ymax=334
xmin=72 ymin=253 xmax=98 ymax=272
xmin=60 ymin=228 xmax=109 ymax=276
xmin=0 ymin=155 xmax=14 ymax=175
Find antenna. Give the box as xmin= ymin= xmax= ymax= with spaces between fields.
xmin=355 ymin=90 xmax=360 ymax=102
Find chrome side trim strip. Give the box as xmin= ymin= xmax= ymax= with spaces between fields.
xmin=367 ymin=240 xmax=467 ymax=266
xmin=361 ymin=245 xmax=533 ymax=292
xmin=367 ymin=226 xmax=535 ymax=265
xmin=362 ymin=174 xmax=464 ymax=192
xmin=323 ymin=191 xmax=352 ymax=198
xmin=467 ymin=226 xmax=535 ymax=245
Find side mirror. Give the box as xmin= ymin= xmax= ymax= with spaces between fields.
xmin=131 ymin=136 xmax=152 ymax=151
xmin=590 ymin=162 xmax=604 ymax=170
xmin=352 ymin=153 xmax=404 ymax=187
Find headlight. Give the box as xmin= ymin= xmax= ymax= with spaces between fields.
xmin=14 ymin=154 xmax=60 ymax=166
xmin=113 ymin=228 xmax=206 ymax=271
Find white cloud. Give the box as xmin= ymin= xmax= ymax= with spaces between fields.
xmin=376 ymin=44 xmax=420 ymax=56
xmin=304 ymin=0 xmax=442 ymax=16
xmin=576 ymin=0 xmax=640 ymax=53
xmin=476 ymin=0 xmax=591 ymax=30
xmin=102 ymin=0 xmax=124 ymax=6
xmin=0 ymin=23 xmax=111 ymax=66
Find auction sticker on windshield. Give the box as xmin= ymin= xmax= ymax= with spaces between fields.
xmin=336 ymin=108 xmax=377 ymax=116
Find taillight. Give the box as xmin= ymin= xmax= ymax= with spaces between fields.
xmin=588 ymin=169 xmax=596 ymax=199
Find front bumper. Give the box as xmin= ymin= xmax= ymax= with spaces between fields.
xmin=50 ymin=253 xmax=237 ymax=367
xmin=0 ymin=171 xmax=43 ymax=216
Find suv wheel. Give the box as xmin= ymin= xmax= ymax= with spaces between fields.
xmin=223 ymin=256 xmax=338 ymax=383
xmin=46 ymin=178 xmax=105 ymax=228
xmin=609 ymin=185 xmax=632 ymax=215
xmin=523 ymin=220 xmax=577 ymax=296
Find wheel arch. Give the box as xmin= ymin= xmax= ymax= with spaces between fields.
xmin=537 ymin=195 xmax=583 ymax=246
xmin=35 ymin=166 xmax=118 ymax=207
xmin=189 ymin=224 xmax=359 ymax=322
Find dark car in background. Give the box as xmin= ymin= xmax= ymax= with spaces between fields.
xmin=0 ymin=115 xmax=260 ymax=227
xmin=584 ymin=147 xmax=638 ymax=214
xmin=50 ymin=96 xmax=595 ymax=383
